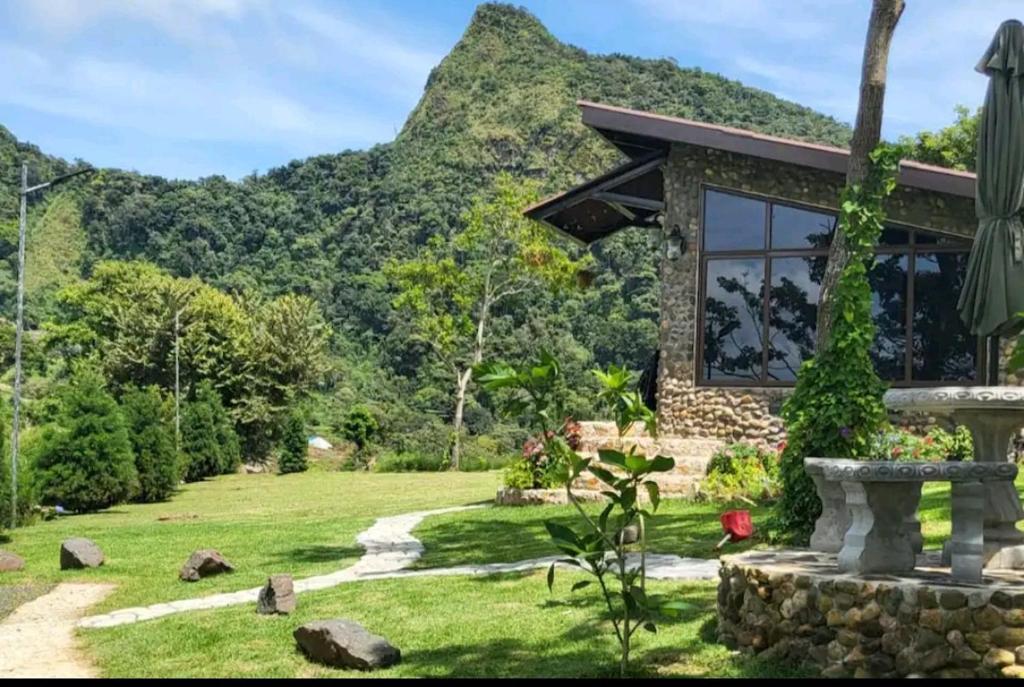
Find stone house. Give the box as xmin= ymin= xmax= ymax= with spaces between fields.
xmin=527 ymin=101 xmax=1009 ymax=449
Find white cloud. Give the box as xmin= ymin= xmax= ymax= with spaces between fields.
xmin=0 ymin=43 xmax=392 ymax=147
xmin=632 ymin=0 xmax=1024 ymax=137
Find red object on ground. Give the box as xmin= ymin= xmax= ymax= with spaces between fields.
xmin=719 ymin=510 xmax=754 ymax=547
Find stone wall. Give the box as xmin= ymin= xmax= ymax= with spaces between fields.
xmin=657 ymin=142 xmax=987 ymax=447
xmin=718 ymin=551 xmax=1024 ymax=678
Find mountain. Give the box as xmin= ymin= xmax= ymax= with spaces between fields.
xmin=0 ymin=3 xmax=852 ymax=424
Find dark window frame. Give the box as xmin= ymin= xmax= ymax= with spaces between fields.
xmin=695 ymin=183 xmax=982 ymax=388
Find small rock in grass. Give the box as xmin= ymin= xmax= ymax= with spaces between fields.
xmin=0 ymin=550 xmax=25 ymax=572
xmin=60 ymin=538 xmax=104 ymax=569
xmin=617 ymin=525 xmax=640 ymax=545
xmin=257 ymin=574 xmax=296 ymax=614
xmin=294 ymin=619 xmax=400 ymax=670
xmin=179 ymin=549 xmax=235 ymax=581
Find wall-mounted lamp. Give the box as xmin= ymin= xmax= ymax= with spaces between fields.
xmin=665 ymin=224 xmax=687 ymax=261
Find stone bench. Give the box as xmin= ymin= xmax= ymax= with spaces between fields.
xmin=820 ymin=460 xmax=1018 ymax=584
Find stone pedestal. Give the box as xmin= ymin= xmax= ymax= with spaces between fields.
xmin=836 ymin=480 xmax=921 ymax=574
xmin=804 ymin=458 xmax=850 ymax=554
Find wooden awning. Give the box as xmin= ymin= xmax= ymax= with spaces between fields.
xmin=524 ymin=151 xmax=665 ymax=244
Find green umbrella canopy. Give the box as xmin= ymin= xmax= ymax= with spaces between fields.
xmin=958 ymin=19 xmax=1024 ymax=338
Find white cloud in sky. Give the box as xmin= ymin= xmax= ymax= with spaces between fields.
xmin=2 ymin=0 xmax=444 ymax=176
xmin=635 ymin=0 xmax=1023 ymax=137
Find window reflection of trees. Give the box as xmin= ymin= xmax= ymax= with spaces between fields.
xmin=699 ymin=189 xmax=976 ymax=386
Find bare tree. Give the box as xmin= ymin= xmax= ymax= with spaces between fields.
xmin=816 ymin=0 xmax=906 ymax=348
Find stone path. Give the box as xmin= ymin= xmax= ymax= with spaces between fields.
xmin=0 ymin=582 xmax=114 ymax=678
xmin=76 ymin=504 xmax=719 ymax=630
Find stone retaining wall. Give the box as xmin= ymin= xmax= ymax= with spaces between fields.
xmin=718 ymin=551 xmax=1024 ymax=678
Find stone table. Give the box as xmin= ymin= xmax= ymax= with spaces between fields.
xmin=885 ymin=387 xmax=1024 ymax=569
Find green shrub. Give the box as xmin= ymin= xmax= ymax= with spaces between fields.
xmin=181 ymin=381 xmax=240 ymax=481
xmin=868 ymin=426 xmax=973 ymax=462
xmin=120 ymin=385 xmax=179 ymax=502
xmin=34 ymin=369 xmax=138 ymax=512
xmin=372 ymin=451 xmax=446 ymax=473
xmin=278 ymin=412 xmax=309 ymax=475
xmin=702 ymin=443 xmax=780 ymax=502
xmin=0 ymin=424 xmax=39 ymax=529
xmin=341 ymin=405 xmax=378 ymax=451
xmin=459 ymin=434 xmax=515 ymax=472
xmin=771 ymin=146 xmax=901 ymax=543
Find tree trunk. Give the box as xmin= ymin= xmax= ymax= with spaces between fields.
xmin=451 ymin=367 xmax=472 ymax=470
xmin=449 ymin=293 xmax=492 ymax=470
xmin=815 ymin=0 xmax=905 ymax=349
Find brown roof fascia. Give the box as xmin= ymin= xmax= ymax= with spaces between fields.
xmin=577 ymin=100 xmax=976 ymax=199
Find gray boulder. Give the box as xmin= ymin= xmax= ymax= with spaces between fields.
xmin=60 ymin=538 xmax=104 ymax=569
xmin=257 ymin=574 xmax=296 ymax=614
xmin=294 ymin=619 xmax=400 ymax=670
xmin=179 ymin=549 xmax=235 ymax=581
xmin=0 ymin=550 xmax=25 ymax=572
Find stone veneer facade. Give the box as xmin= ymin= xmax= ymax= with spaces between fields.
xmin=656 ymin=142 xmax=992 ymax=447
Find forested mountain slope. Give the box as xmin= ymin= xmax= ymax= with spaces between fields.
xmin=0 ymin=3 xmax=853 ymax=432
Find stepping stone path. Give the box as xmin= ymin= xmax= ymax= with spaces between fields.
xmin=180 ymin=549 xmax=235 ymax=582
xmin=76 ymin=504 xmax=720 ymax=630
xmin=0 ymin=551 xmax=25 ymax=572
xmin=294 ymin=619 xmax=400 ymax=670
xmin=60 ymin=538 xmax=104 ymax=570
xmin=257 ymin=574 xmax=296 ymax=615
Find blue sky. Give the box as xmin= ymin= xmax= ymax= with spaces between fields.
xmin=0 ymin=0 xmax=1019 ymax=180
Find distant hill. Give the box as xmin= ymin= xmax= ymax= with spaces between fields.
xmin=0 ymin=3 xmax=852 ymax=386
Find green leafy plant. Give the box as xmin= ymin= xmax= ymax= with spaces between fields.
xmin=475 ymin=355 xmax=686 ymax=676
xmin=278 ymin=411 xmax=309 ymax=475
xmin=181 ymin=381 xmax=241 ymax=481
xmin=771 ymin=145 xmax=901 ymax=543
xmin=33 ymin=368 xmax=139 ymax=512
xmin=701 ymin=443 xmax=781 ymax=503
xmin=867 ymin=426 xmax=973 ymax=462
xmin=341 ymin=405 xmax=379 ymax=453
xmin=120 ymin=385 xmax=179 ymax=502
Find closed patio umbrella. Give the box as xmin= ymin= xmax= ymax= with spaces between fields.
xmin=958 ymin=19 xmax=1024 ymax=338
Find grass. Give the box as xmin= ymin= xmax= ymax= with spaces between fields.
xmin=5 ymin=467 xmax=1012 ymax=678
xmin=0 ymin=469 xmax=499 ymax=612
xmin=414 ymin=498 xmax=772 ymax=569
xmin=0 ymin=582 xmax=54 ymax=621
xmin=81 ymin=570 xmax=810 ymax=678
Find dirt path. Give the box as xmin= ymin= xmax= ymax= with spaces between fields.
xmin=0 ymin=582 xmax=114 ymax=678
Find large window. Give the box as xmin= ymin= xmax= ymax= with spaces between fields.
xmin=698 ymin=188 xmax=977 ymax=386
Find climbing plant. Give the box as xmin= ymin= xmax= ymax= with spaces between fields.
xmin=769 ymin=145 xmax=901 ymax=543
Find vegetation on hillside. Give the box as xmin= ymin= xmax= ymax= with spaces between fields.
xmin=0 ymin=4 xmax=854 ymax=476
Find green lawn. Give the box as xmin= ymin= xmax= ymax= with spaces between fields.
xmin=0 ymin=469 xmax=499 ymax=612
xmin=2 ymin=468 xmax=1010 ymax=678
xmin=414 ymin=498 xmax=772 ymax=569
xmin=81 ymin=570 xmax=809 ymax=678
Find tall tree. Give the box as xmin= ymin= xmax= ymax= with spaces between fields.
xmin=387 ymin=173 xmax=589 ymax=468
xmin=816 ymin=0 xmax=905 ymax=348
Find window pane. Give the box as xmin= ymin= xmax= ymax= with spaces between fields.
xmin=704 ymin=190 xmax=766 ymax=251
xmin=770 ymin=204 xmax=835 ymax=249
xmin=913 ymin=252 xmax=976 ymax=381
xmin=870 ymin=254 xmax=908 ymax=381
xmin=703 ymin=258 xmax=765 ymax=382
xmin=767 ymin=256 xmax=825 ymax=381
xmin=879 ymin=226 xmax=910 ymax=246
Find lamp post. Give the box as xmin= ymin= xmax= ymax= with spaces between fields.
xmin=10 ymin=162 xmax=95 ymax=527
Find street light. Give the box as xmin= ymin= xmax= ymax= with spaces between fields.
xmin=10 ymin=162 xmax=96 ymax=527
